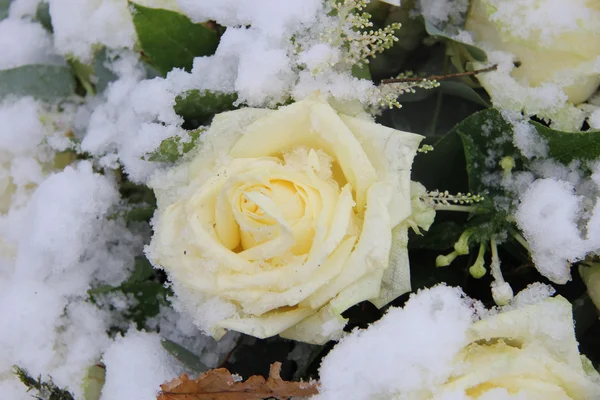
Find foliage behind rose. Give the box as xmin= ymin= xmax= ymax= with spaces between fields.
xmin=147 ymin=94 xmax=428 ymax=344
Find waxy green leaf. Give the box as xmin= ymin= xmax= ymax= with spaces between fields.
xmin=129 ymin=2 xmax=218 ymax=76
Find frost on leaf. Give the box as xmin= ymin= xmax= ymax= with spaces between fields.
xmin=157 ymin=362 xmax=318 ymax=400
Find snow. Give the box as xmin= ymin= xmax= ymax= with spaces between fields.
xmin=0 ymin=19 xmax=63 ymax=70
xmin=502 ymin=110 xmax=548 ymax=159
xmin=100 ymin=329 xmax=182 ymax=400
xmin=418 ymin=0 xmax=469 ymax=26
xmin=48 ymin=0 xmax=137 ymax=62
xmin=515 ymin=178 xmax=596 ymax=284
xmin=316 ymin=285 xmax=474 ymax=400
xmin=0 ymin=162 xmax=142 ymax=398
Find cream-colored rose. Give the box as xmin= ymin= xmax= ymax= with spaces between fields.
xmin=464 ymin=0 xmax=600 ymax=130
xmin=466 ymin=0 xmax=600 ymax=104
xmin=147 ymin=94 xmax=427 ymax=344
xmin=439 ymin=296 xmax=600 ymax=399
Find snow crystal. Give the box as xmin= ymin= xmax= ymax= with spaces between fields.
xmin=515 ymin=178 xmax=590 ymax=284
xmin=316 ymin=285 xmax=472 ymax=400
xmin=100 ymin=329 xmax=182 ymax=400
xmin=0 ymin=19 xmax=62 ymax=70
xmin=502 ymin=110 xmax=548 ymax=159
xmin=48 ymin=0 xmax=137 ymax=62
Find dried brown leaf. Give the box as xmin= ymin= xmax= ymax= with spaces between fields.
xmin=157 ymin=362 xmax=319 ymax=400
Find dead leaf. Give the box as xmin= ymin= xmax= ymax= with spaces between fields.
xmin=158 ymin=362 xmax=319 ymax=400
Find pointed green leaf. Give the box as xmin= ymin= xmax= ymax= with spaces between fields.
xmin=145 ymin=128 xmax=205 ymax=163
xmin=129 ymin=2 xmax=218 ymax=76
xmin=0 ymin=64 xmax=76 ymax=100
xmin=161 ymin=339 xmax=208 ymax=373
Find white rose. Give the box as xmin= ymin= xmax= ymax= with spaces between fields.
xmin=147 ymin=94 xmax=429 ymax=344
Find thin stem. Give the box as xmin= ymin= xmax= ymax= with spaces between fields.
xmin=381 ymin=64 xmax=498 ymax=84
xmin=489 ymin=235 xmax=504 ymax=284
xmin=511 ymin=231 xmax=531 ymax=253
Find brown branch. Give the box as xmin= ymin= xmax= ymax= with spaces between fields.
xmin=381 ymin=64 xmax=498 ymax=84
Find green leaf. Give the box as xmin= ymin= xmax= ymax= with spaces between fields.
xmin=0 ymin=64 xmax=76 ymax=100
xmin=533 ymin=122 xmax=600 ymax=164
xmin=128 ymin=257 xmax=155 ymax=282
xmin=0 ymin=0 xmax=10 ymax=20
xmin=129 ymin=2 xmax=218 ymax=76
xmin=145 ymin=128 xmax=205 ymax=163
xmin=174 ymin=89 xmax=238 ymax=123
xmin=424 ymin=20 xmax=487 ymax=62
xmin=161 ymin=339 xmax=208 ymax=373
xmin=35 ymin=2 xmax=53 ymax=32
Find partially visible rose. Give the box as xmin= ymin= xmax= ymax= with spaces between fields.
xmin=464 ymin=0 xmax=600 ymax=130
xmin=441 ymin=296 xmax=600 ymax=398
xmin=147 ymin=94 xmax=429 ymax=344
xmin=466 ymin=0 xmax=600 ymax=104
xmin=316 ymin=286 xmax=600 ymax=399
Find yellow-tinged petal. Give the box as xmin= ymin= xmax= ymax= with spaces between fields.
xmin=230 ymin=96 xmax=378 ymax=211
xmin=216 ymin=306 xmax=315 ymax=339
xmin=280 ymin=305 xmax=348 ymax=345
xmin=304 ymin=182 xmax=392 ymax=310
xmin=340 ymin=115 xmax=424 ymax=227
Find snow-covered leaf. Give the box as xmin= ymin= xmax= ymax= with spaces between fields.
xmin=145 ymin=128 xmax=205 ymax=163
xmin=174 ymin=90 xmax=237 ymax=124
